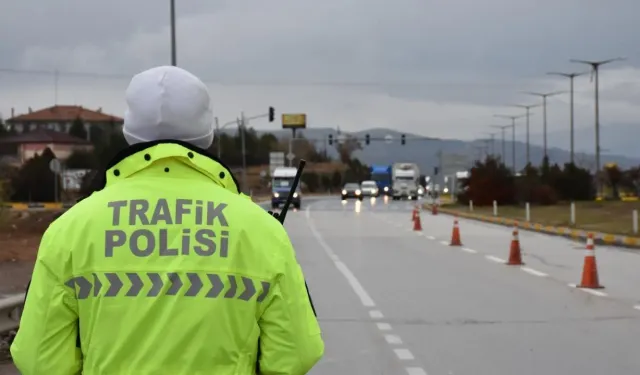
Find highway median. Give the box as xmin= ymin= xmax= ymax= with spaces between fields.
xmin=425 ymin=201 xmax=640 ymax=249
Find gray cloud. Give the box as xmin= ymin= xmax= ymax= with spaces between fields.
xmin=1 ymin=0 xmax=639 ymax=143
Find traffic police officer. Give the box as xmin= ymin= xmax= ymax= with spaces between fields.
xmin=11 ymin=66 xmax=324 ymax=374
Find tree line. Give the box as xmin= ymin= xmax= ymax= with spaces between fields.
xmin=457 ymin=155 xmax=640 ymax=206
xmin=0 ymin=118 xmax=372 ymax=201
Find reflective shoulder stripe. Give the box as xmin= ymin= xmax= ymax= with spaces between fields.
xmin=65 ymin=272 xmax=271 ymax=302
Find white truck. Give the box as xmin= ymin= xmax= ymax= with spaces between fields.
xmin=392 ymin=163 xmax=420 ymax=200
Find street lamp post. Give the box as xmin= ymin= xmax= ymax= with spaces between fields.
xmin=494 ymin=114 xmax=525 ymax=173
xmin=511 ymin=104 xmax=540 ymax=166
xmin=570 ymin=58 xmax=625 ymax=189
xmin=547 ymin=71 xmax=588 ymax=164
xmin=170 ymin=0 xmax=177 ymax=66
xmin=491 ymin=124 xmax=510 ymax=167
xmin=523 ymin=91 xmax=564 ymax=160
xmin=483 ymin=132 xmax=496 ymax=157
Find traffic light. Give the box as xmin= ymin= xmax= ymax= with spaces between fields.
xmin=328 ymin=134 xmax=333 ymax=145
xmin=401 ymin=134 xmax=406 ymax=145
xmin=268 ymin=106 xmax=275 ymax=122
xmin=365 ymin=134 xmax=370 ymax=145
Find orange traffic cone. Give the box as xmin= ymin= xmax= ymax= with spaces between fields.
xmin=431 ymin=204 xmax=438 ymax=215
xmin=578 ymin=233 xmax=603 ymax=289
xmin=411 ymin=207 xmax=417 ymax=222
xmin=413 ymin=210 xmax=422 ymax=231
xmin=506 ymin=222 xmax=524 ymax=265
xmin=450 ymin=216 xmax=462 ymax=246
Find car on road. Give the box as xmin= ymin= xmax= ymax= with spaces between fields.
xmin=341 ymin=183 xmax=363 ymax=201
xmin=271 ymin=167 xmax=301 ymax=209
xmin=360 ymin=180 xmax=379 ymax=197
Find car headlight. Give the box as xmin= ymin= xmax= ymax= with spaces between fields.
xmin=418 ymin=188 xmax=424 ymax=194
xmin=293 ymin=192 xmax=298 ymax=198
xmin=384 ymin=186 xmax=389 ymax=191
xmin=342 ymin=189 xmax=347 ymax=195
xmin=273 ymin=192 xmax=279 ymax=198
xmin=373 ymin=189 xmax=378 ymax=194
xmin=355 ymin=190 xmax=361 ymax=195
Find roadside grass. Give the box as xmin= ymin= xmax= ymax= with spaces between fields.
xmin=446 ymin=201 xmax=640 ymax=236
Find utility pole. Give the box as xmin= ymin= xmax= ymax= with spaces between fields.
xmin=170 ymin=0 xmax=177 ymax=66
xmin=483 ymin=132 xmax=496 ymax=157
xmin=511 ymin=103 xmax=540 ymax=166
xmin=491 ymin=124 xmax=510 ymax=166
xmin=523 ymin=91 xmax=563 ymax=160
xmin=570 ymin=57 xmax=625 ymax=194
xmin=547 ymin=71 xmax=588 ymax=164
xmin=494 ymin=114 xmax=525 ymax=173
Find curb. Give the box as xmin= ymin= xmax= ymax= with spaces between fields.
xmin=424 ymin=204 xmax=640 ymax=249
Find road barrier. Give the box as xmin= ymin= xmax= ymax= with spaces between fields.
xmin=0 ymin=294 xmax=24 ymax=334
xmin=425 ymin=203 xmax=640 ymax=249
xmin=2 ymin=202 xmax=74 ymax=211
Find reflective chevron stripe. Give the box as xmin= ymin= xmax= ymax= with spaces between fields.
xmin=65 ymin=272 xmax=271 ymax=301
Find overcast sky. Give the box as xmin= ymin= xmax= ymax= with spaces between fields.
xmin=0 ymin=0 xmax=638 ymax=145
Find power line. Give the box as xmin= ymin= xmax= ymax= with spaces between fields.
xmin=0 ymin=67 xmax=534 ymax=88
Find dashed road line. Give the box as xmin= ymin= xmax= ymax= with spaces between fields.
xmin=307 ymin=205 xmax=428 ymax=375
xmin=406 ymin=368 xmax=428 ymax=375
xmin=568 ymin=284 xmax=608 ymax=297
xmin=521 ymin=267 xmax=548 ymax=277
xmin=461 ymin=247 xmax=477 ymax=254
xmin=439 ymin=240 xmax=449 ymax=246
xmin=394 ymin=348 xmax=415 ymax=360
xmin=384 ymin=334 xmax=403 ymax=345
xmin=426 ymin=235 xmax=435 ymax=240
xmin=633 ymin=305 xmax=640 ymax=311
xmin=485 ymin=255 xmax=506 ymax=263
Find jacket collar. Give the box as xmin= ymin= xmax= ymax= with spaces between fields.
xmin=84 ymin=140 xmax=240 ymax=197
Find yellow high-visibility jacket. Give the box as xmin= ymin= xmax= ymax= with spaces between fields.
xmin=11 ymin=141 xmax=324 ymax=375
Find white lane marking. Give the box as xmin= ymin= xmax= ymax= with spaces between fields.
xmin=306 ymin=206 xmax=376 ymax=307
xmin=384 ymin=334 xmax=403 ymax=345
xmin=633 ymin=305 xmax=640 ymax=311
xmin=369 ymin=310 xmax=384 ymax=319
xmin=426 ymin=235 xmax=435 ymax=240
xmin=376 ymin=322 xmax=392 ymax=331
xmin=582 ymin=289 xmax=608 ymax=297
xmin=439 ymin=240 xmax=449 ymax=246
xmin=520 ymin=267 xmax=548 ymax=277
xmin=394 ymin=348 xmax=415 ymax=360
xmin=568 ymin=284 xmax=608 ymax=297
xmin=461 ymin=247 xmax=477 ymax=254
xmin=485 ymin=255 xmax=506 ymax=263
xmin=406 ymin=368 xmax=428 ymax=375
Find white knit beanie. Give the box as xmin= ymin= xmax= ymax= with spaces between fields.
xmin=122 ymin=66 xmax=214 ymax=149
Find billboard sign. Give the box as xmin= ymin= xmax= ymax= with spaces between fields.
xmin=281 ymin=113 xmax=307 ymax=129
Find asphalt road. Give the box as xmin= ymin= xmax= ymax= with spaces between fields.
xmin=292 ymin=196 xmax=640 ymax=375
xmin=4 ymin=196 xmax=640 ymax=374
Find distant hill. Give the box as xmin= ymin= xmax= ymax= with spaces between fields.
xmin=217 ymin=126 xmax=640 ymax=174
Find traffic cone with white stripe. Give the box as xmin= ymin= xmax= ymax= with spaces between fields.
xmin=506 ymin=222 xmax=524 ymax=265
xmin=411 ymin=206 xmax=418 ymax=222
xmin=413 ymin=209 xmax=422 ymax=231
xmin=450 ymin=216 xmax=462 ymax=246
xmin=578 ymin=233 xmax=603 ymax=289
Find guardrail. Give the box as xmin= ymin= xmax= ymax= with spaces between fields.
xmin=0 ymin=294 xmax=24 ymax=334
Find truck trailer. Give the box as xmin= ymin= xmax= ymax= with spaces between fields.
xmin=392 ymin=163 xmax=420 ymax=200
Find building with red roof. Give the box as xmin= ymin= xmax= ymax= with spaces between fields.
xmin=6 ymin=105 xmax=123 ymax=138
xmin=0 ymin=105 xmax=122 ymax=166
